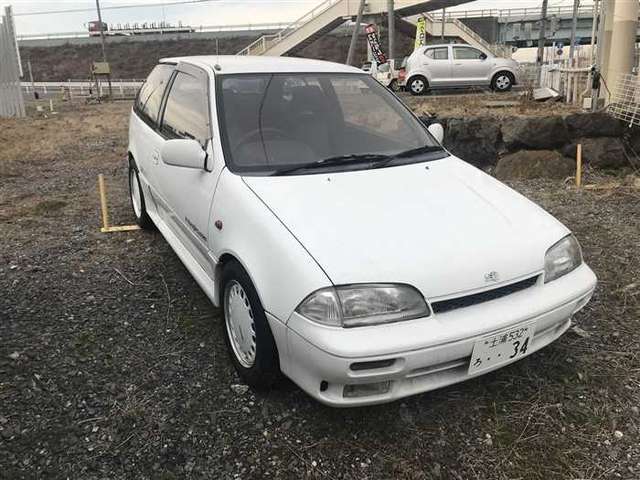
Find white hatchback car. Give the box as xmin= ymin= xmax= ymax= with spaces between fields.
xmin=128 ymin=55 xmax=596 ymax=407
xmin=405 ymin=43 xmax=520 ymax=95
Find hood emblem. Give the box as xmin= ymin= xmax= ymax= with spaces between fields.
xmin=484 ymin=271 xmax=500 ymax=283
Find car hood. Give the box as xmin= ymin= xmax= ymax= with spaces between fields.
xmin=243 ymin=157 xmax=568 ymax=300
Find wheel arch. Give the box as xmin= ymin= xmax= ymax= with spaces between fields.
xmin=408 ymin=71 xmax=431 ymax=85
xmin=214 ymin=251 xmax=260 ymax=308
xmin=491 ymin=68 xmax=517 ymax=85
xmin=128 ymin=151 xmax=138 ymax=170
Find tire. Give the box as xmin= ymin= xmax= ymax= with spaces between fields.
xmin=221 ymin=260 xmax=281 ymax=389
xmin=389 ymin=79 xmax=400 ymax=93
xmin=491 ymin=71 xmax=514 ymax=92
xmin=408 ymin=76 xmax=428 ymax=96
xmin=128 ymin=161 xmax=154 ymax=230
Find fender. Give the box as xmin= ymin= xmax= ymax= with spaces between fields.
xmin=209 ymin=169 xmax=332 ymax=322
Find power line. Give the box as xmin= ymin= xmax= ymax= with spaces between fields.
xmin=14 ymin=0 xmax=214 ymax=16
xmin=13 ymin=0 xmax=317 ymax=17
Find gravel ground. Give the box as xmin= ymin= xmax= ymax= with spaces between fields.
xmin=1 ymin=101 xmax=639 ymax=480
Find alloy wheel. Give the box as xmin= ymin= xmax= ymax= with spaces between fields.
xmin=495 ymin=75 xmax=511 ymax=91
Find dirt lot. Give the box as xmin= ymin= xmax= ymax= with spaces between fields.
xmin=1 ymin=101 xmax=639 ymax=480
xmin=400 ymin=90 xmax=583 ymax=118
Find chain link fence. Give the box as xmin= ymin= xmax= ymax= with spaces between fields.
xmin=609 ymin=73 xmax=640 ymax=128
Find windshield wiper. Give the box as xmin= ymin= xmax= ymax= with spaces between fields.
xmin=368 ymin=144 xmax=445 ymax=169
xmin=273 ymin=153 xmax=389 ymax=176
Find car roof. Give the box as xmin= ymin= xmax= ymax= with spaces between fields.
xmin=419 ymin=44 xmax=474 ymax=49
xmin=159 ymin=55 xmax=364 ymax=75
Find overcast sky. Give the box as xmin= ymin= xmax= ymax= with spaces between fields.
xmin=1 ymin=0 xmax=581 ymax=35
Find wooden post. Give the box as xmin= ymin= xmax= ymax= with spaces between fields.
xmin=576 ymin=143 xmax=582 ymax=188
xmin=98 ymin=173 xmax=110 ymax=230
xmin=97 ymin=174 xmax=141 ymax=233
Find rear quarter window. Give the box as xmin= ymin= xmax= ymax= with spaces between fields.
xmin=134 ymin=64 xmax=174 ymax=127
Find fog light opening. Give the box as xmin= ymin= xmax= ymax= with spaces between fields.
xmin=343 ymin=381 xmax=391 ymax=398
xmin=320 ymin=380 xmax=328 ymax=392
xmin=350 ymin=359 xmax=396 ymax=371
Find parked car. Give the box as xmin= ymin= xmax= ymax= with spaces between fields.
xmin=128 ymin=55 xmax=596 ymax=407
xmin=362 ymin=58 xmax=406 ymax=92
xmin=405 ymin=43 xmax=519 ymax=95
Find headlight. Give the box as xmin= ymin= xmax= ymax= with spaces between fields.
xmin=296 ymin=284 xmax=429 ymax=328
xmin=544 ymin=235 xmax=582 ymax=283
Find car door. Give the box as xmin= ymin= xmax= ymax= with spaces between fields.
xmin=422 ymin=46 xmax=451 ymax=87
xmin=154 ymin=62 xmax=223 ymax=279
xmin=130 ymin=63 xmax=175 ymax=215
xmin=451 ymin=46 xmax=492 ymax=86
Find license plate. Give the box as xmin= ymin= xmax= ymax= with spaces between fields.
xmin=468 ymin=321 xmax=536 ymax=375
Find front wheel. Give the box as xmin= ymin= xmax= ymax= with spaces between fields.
xmin=222 ymin=261 xmax=281 ymax=389
xmin=408 ymin=76 xmax=428 ymax=96
xmin=491 ymin=72 xmax=514 ymax=92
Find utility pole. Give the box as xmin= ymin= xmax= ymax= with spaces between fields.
xmin=536 ymin=0 xmax=549 ymax=65
xmin=346 ymin=0 xmax=366 ymax=66
xmin=441 ymin=8 xmax=446 ymax=41
xmin=568 ymin=0 xmax=580 ymax=66
xmin=95 ymin=0 xmax=112 ymax=96
xmin=387 ymin=0 xmax=395 ymax=62
xmin=27 ymin=60 xmax=36 ymax=99
xmin=95 ymin=0 xmax=108 ymax=65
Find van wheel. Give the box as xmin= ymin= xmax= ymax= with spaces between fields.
xmin=128 ymin=164 xmax=154 ymax=229
xmin=408 ymin=76 xmax=428 ymax=96
xmin=221 ymin=261 xmax=281 ymax=389
xmin=491 ymin=71 xmax=514 ymax=92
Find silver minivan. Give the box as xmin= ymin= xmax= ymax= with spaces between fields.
xmin=405 ymin=43 xmax=519 ymax=95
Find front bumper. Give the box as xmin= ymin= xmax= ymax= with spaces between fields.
xmin=280 ymin=264 xmax=597 ymax=407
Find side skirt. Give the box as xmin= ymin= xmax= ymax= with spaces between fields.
xmin=147 ymin=208 xmax=220 ymax=307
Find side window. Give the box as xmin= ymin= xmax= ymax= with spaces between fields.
xmin=160 ymin=71 xmax=210 ymax=145
xmin=453 ymin=47 xmax=485 ymax=60
xmin=135 ymin=64 xmax=174 ymax=126
xmin=425 ymin=47 xmax=449 ymax=60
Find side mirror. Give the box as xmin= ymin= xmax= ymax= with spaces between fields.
xmin=480 ymin=53 xmax=488 ymax=60
xmin=427 ymin=123 xmax=444 ymax=144
xmin=161 ymin=139 xmax=207 ymax=169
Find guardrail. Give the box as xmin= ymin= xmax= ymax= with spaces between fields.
xmin=21 ymin=80 xmax=143 ymax=98
xmin=238 ymin=0 xmax=342 ymax=55
xmin=430 ymin=3 xmax=595 ymax=21
xmin=18 ymin=22 xmax=294 ymax=41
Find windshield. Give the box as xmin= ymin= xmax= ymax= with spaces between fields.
xmin=217 ymin=73 xmax=444 ymax=176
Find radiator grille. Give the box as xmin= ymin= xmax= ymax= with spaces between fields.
xmin=431 ymin=276 xmax=539 ymax=314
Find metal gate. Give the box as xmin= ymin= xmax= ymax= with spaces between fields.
xmin=0 ymin=6 xmax=25 ymax=118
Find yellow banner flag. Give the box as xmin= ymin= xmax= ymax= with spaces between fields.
xmin=415 ymin=16 xmax=426 ymax=51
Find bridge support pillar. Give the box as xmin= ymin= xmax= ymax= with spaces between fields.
xmin=603 ymin=0 xmax=639 ymax=104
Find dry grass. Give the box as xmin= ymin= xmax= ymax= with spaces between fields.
xmin=0 ymin=100 xmax=638 ymax=479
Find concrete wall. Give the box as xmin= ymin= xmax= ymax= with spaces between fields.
xmin=459 ymin=17 xmax=499 ymax=44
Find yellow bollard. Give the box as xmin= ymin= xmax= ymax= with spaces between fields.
xmin=575 ymin=144 xmax=582 ymax=189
